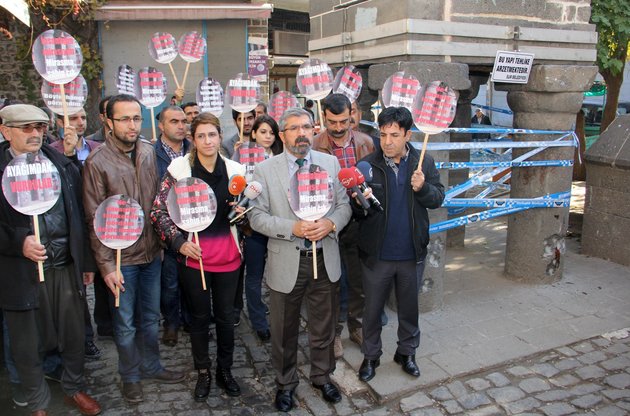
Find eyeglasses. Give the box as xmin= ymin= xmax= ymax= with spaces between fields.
xmin=9 ymin=123 xmax=48 ymax=133
xmin=111 ymin=116 xmax=143 ymax=125
xmin=283 ymin=124 xmax=313 ymax=133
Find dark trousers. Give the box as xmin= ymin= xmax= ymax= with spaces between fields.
xmin=244 ymin=232 xmax=270 ymax=332
xmin=160 ymin=250 xmax=183 ymax=330
xmin=269 ymin=253 xmax=338 ymax=389
xmin=361 ymin=259 xmax=420 ymax=360
xmin=338 ymin=221 xmax=364 ymax=332
xmin=179 ymin=264 xmax=240 ymax=370
xmin=4 ymin=265 xmax=85 ymax=412
xmin=92 ymin=271 xmax=113 ymax=336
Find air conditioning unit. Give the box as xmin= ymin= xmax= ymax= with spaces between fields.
xmin=273 ymin=31 xmax=309 ymax=56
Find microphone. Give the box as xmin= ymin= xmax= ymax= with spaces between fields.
xmin=338 ymin=168 xmax=370 ymax=209
xmin=228 ymin=180 xmax=262 ymax=222
xmin=354 ymin=162 xmax=384 ymax=211
xmin=228 ymin=175 xmax=247 ymax=197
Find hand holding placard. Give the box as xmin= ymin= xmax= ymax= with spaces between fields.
xmin=288 ymin=164 xmax=334 ymax=279
xmin=166 ymin=178 xmax=217 ymax=291
xmin=411 ymin=81 xmax=457 ymax=169
xmin=1 ymin=153 xmax=62 ymax=282
xmin=93 ymin=195 xmax=144 ymax=307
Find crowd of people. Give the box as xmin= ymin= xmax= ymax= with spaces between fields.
xmin=0 ymin=92 xmax=444 ymax=415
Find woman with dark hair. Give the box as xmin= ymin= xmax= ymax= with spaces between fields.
xmin=234 ymin=114 xmax=283 ymax=341
xmin=151 ymin=112 xmax=246 ymax=401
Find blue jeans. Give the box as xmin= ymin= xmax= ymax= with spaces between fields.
xmin=113 ymin=256 xmax=163 ymax=382
xmin=244 ymin=232 xmax=269 ymax=332
xmin=160 ymin=250 xmax=182 ymax=330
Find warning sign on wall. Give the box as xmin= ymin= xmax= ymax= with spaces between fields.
xmin=491 ymin=51 xmax=534 ymax=84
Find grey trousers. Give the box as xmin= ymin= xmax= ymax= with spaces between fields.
xmin=361 ymin=259 xmax=420 ymax=360
xmin=269 ymin=253 xmax=338 ymax=389
xmin=4 ymin=265 xmax=85 ymax=412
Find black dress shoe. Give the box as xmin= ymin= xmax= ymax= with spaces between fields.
xmin=358 ymin=358 xmax=380 ymax=382
xmin=275 ymin=388 xmax=295 ymax=412
xmin=193 ymin=370 xmax=211 ymax=402
xmin=256 ymin=329 xmax=271 ymax=342
xmin=393 ymin=352 xmax=421 ymax=377
xmin=312 ymin=382 xmax=342 ymax=403
xmin=216 ymin=368 xmax=241 ymax=397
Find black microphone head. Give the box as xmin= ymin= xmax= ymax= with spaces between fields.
xmin=356 ymin=161 xmax=373 ymax=181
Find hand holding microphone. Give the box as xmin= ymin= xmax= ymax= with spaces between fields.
xmin=228 ymin=180 xmax=263 ymax=223
xmin=337 ymin=167 xmax=370 ymax=209
xmin=355 ymin=162 xmax=384 ymax=212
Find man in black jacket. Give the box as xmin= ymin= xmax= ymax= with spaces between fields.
xmin=353 ymin=106 xmax=444 ymax=382
xmin=0 ymin=104 xmax=101 ymax=415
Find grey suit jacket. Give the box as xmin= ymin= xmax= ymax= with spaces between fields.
xmin=249 ymin=150 xmax=352 ymax=294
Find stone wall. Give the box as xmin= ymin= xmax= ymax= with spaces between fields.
xmin=582 ymin=115 xmax=630 ymax=266
xmin=309 ymin=0 xmax=596 ymax=66
xmin=0 ymin=21 xmax=43 ymax=106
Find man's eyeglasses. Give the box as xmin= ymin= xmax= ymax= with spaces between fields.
xmin=111 ymin=116 xmax=143 ymax=125
xmin=9 ymin=123 xmax=48 ymax=133
xmin=283 ymin=124 xmax=314 ymax=133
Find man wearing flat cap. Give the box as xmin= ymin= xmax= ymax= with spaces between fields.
xmin=0 ymin=104 xmax=102 ymax=416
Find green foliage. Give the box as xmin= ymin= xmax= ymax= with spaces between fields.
xmin=77 ymin=37 xmax=103 ymax=81
xmin=14 ymin=34 xmax=38 ymax=103
xmin=590 ymin=0 xmax=630 ymax=76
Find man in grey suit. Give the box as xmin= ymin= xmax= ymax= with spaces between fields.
xmin=249 ymin=108 xmax=351 ymax=412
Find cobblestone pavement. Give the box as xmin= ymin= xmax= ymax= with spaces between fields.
xmin=1 ymin=310 xmax=629 ymax=415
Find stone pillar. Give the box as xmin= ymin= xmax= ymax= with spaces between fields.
xmin=495 ymin=65 xmax=597 ymax=283
xmin=368 ymin=61 xmax=471 ymax=312
xmin=582 ymin=115 xmax=630 ymax=266
xmin=447 ymin=74 xmax=489 ymax=248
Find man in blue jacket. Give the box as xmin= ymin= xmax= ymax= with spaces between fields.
xmin=154 ymin=105 xmax=191 ymax=347
xmin=353 ymin=106 xmax=445 ymax=382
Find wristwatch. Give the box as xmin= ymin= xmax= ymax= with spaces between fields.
xmin=330 ymin=221 xmax=337 ymax=233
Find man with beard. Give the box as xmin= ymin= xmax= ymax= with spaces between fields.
xmin=221 ymin=109 xmax=255 ymax=158
xmin=249 ymin=108 xmax=351 ymax=411
xmin=313 ymin=93 xmax=375 ymax=358
xmin=83 ymin=95 xmax=185 ymax=404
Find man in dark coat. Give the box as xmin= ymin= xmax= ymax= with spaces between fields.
xmin=0 ymin=104 xmax=101 ymax=416
xmin=353 ymin=107 xmax=445 ymax=383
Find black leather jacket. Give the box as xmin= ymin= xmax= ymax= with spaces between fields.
xmin=353 ymin=145 xmax=445 ymax=265
xmin=0 ymin=142 xmax=95 ymax=310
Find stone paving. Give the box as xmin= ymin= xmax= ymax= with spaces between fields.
xmin=1 ymin=312 xmax=629 ymax=415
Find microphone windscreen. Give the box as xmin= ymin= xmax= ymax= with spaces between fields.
xmin=228 ymin=175 xmax=247 ymax=196
xmin=243 ymin=181 xmax=263 ymax=199
xmin=337 ymin=168 xmax=357 ymax=189
xmin=356 ymin=161 xmax=373 ymax=182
